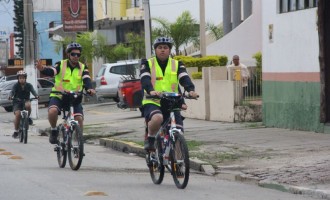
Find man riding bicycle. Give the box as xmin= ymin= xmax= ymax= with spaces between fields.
xmin=140 ymin=36 xmax=198 ymax=151
xmin=10 ymin=70 xmax=39 ymax=138
xmin=35 ymin=42 xmax=96 ymax=144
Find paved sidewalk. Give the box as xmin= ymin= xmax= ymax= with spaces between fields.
xmin=33 ymin=103 xmax=330 ymax=199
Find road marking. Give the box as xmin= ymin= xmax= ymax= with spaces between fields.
xmin=9 ymin=155 xmax=23 ymax=159
xmin=1 ymin=152 xmax=13 ymax=155
xmin=84 ymin=191 xmax=107 ymax=196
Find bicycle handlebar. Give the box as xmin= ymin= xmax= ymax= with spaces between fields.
xmin=50 ymin=91 xmax=91 ymax=97
xmin=146 ymin=92 xmax=199 ymax=100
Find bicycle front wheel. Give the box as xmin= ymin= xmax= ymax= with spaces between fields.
xmin=68 ymin=124 xmax=84 ymax=170
xmin=148 ymin=136 xmax=164 ymax=184
xmin=170 ymin=131 xmax=190 ymax=189
xmin=23 ymin=117 xmax=29 ymax=144
xmin=56 ymin=125 xmax=67 ymax=168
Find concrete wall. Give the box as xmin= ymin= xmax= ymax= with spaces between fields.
xmin=207 ymin=0 xmax=262 ymax=66
xmin=262 ymin=2 xmax=321 ymax=132
xmin=182 ymin=67 xmax=235 ymax=122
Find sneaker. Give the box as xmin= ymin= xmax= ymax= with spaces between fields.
xmin=12 ymin=131 xmax=19 ymax=139
xmin=49 ymin=129 xmax=59 ymax=144
xmin=144 ymin=137 xmax=155 ymax=151
xmin=28 ymin=118 xmax=33 ymax=125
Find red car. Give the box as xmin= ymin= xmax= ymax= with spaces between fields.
xmin=117 ymin=78 xmax=144 ymax=115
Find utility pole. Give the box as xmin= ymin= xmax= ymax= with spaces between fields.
xmin=143 ymin=0 xmax=152 ymax=58
xmin=199 ymin=0 xmax=206 ymax=57
xmin=24 ymin=0 xmax=38 ymax=119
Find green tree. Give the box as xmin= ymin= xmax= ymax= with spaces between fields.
xmin=126 ymin=32 xmax=145 ymax=59
xmin=206 ymin=22 xmax=224 ymax=40
xmin=152 ymin=11 xmax=199 ymax=55
xmin=53 ymin=32 xmax=107 ymax=64
xmin=13 ymin=0 xmax=23 ymax=58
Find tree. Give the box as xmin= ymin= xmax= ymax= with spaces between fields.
xmin=126 ymin=32 xmax=145 ymax=59
xmin=53 ymin=32 xmax=107 ymax=64
xmin=13 ymin=0 xmax=23 ymax=58
xmin=206 ymin=22 xmax=224 ymax=41
xmin=152 ymin=11 xmax=199 ymax=55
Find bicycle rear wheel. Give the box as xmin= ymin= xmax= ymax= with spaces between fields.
xmin=147 ymin=136 xmax=164 ymax=184
xmin=170 ymin=131 xmax=190 ymax=189
xmin=68 ymin=124 xmax=84 ymax=170
xmin=56 ymin=125 xmax=67 ymax=168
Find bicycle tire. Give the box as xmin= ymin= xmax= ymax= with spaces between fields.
xmin=68 ymin=124 xmax=84 ymax=170
xmin=23 ymin=117 xmax=29 ymax=144
xmin=170 ymin=131 xmax=190 ymax=189
xmin=19 ymin=119 xmax=23 ymax=143
xmin=57 ymin=125 xmax=67 ymax=168
xmin=148 ymin=136 xmax=164 ymax=184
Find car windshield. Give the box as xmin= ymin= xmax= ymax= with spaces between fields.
xmin=0 ymin=81 xmax=15 ymax=90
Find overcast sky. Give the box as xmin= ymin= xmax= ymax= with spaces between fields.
xmin=150 ymin=0 xmax=223 ymax=24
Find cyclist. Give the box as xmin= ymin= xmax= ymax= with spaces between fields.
xmin=140 ymin=36 xmax=198 ymax=150
xmin=35 ymin=42 xmax=96 ymax=144
xmin=10 ymin=70 xmax=39 ymax=138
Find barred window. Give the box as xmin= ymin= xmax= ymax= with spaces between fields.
xmin=279 ymin=0 xmax=318 ymax=13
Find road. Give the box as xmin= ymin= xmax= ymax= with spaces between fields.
xmin=0 ymin=105 xmax=319 ymax=200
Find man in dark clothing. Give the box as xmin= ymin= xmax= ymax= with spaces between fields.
xmin=10 ymin=70 xmax=39 ymax=138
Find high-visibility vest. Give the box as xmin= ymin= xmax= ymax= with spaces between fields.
xmin=50 ymin=59 xmax=84 ymax=98
xmin=142 ymin=57 xmax=179 ymax=106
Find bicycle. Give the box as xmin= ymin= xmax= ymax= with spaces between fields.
xmin=52 ymin=91 xmax=86 ymax=170
xmin=12 ymin=97 xmax=38 ymax=144
xmin=145 ymin=92 xmax=198 ymax=189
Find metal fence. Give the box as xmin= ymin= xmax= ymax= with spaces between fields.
xmin=231 ymin=67 xmax=262 ymax=106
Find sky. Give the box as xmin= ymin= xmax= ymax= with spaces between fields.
xmin=0 ymin=0 xmax=14 ymax=34
xmin=150 ymin=0 xmax=223 ymax=25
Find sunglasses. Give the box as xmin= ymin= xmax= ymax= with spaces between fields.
xmin=70 ymin=52 xmax=81 ymax=57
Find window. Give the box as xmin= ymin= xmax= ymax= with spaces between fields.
xmin=279 ymin=0 xmax=317 ymax=13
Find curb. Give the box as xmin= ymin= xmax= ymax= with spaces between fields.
xmin=258 ymin=180 xmax=330 ymax=200
xmin=99 ymin=137 xmax=330 ymax=200
xmin=99 ymin=138 xmax=216 ymax=176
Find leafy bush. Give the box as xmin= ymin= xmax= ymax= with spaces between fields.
xmin=173 ymin=55 xmax=228 ymax=72
xmin=191 ymin=72 xmax=202 ymax=79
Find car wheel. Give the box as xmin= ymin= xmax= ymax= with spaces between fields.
xmin=4 ymin=106 xmax=13 ymax=112
xmin=113 ymin=93 xmax=119 ymax=103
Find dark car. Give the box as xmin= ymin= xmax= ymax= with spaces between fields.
xmin=0 ymin=78 xmax=54 ymax=112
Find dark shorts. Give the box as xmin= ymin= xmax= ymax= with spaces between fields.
xmin=48 ymin=97 xmax=83 ymax=116
xmin=13 ymin=100 xmax=30 ymax=113
xmin=143 ymin=104 xmax=183 ymax=131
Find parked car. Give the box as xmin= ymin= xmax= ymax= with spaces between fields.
xmin=0 ymin=78 xmax=54 ymax=112
xmin=95 ymin=60 xmax=140 ymax=102
xmin=0 ymin=75 xmax=17 ymax=82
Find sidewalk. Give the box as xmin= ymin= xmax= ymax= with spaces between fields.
xmin=33 ymin=103 xmax=330 ymax=199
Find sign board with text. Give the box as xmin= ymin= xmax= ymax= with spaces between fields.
xmin=62 ymin=0 xmax=88 ymax=32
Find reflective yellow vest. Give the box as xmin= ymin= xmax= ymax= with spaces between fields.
xmin=142 ymin=57 xmax=179 ymax=106
xmin=50 ymin=59 xmax=84 ymax=98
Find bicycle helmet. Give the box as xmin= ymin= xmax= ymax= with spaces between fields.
xmin=66 ymin=42 xmax=82 ymax=53
xmin=16 ymin=70 xmax=27 ymax=78
xmin=153 ymin=37 xmax=173 ymax=49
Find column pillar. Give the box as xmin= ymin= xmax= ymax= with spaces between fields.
xmin=243 ymin=0 xmax=252 ymax=20
xmin=232 ymin=0 xmax=241 ymax=29
xmin=223 ymin=0 xmax=232 ymax=35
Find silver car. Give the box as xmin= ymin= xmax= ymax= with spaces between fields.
xmin=95 ymin=60 xmax=140 ymax=102
xmin=0 ymin=78 xmax=54 ymax=112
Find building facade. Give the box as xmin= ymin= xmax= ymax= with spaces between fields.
xmin=262 ymin=0 xmax=321 ymax=131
